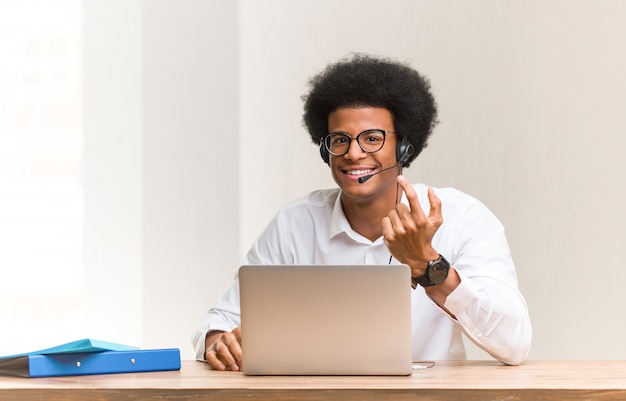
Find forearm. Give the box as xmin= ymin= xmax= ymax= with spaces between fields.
xmin=424 ymin=266 xmax=461 ymax=317
xmin=444 ymin=275 xmax=532 ymax=365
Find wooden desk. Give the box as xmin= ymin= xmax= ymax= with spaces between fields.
xmin=1 ymin=360 xmax=625 ymax=401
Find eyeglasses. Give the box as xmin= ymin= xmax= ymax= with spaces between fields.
xmin=322 ymin=129 xmax=391 ymax=156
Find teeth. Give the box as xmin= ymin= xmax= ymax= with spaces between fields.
xmin=346 ymin=169 xmax=373 ymax=175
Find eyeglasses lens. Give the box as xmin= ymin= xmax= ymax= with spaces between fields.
xmin=325 ymin=130 xmax=385 ymax=156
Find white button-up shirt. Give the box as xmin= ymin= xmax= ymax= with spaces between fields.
xmin=193 ymin=183 xmax=532 ymax=365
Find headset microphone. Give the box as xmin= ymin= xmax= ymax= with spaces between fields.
xmin=357 ymin=163 xmax=400 ymax=184
xmin=357 ymin=141 xmax=414 ymax=184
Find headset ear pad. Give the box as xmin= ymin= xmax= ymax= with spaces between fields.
xmin=396 ymin=136 xmax=414 ymax=166
xmin=319 ymin=140 xmax=330 ymax=164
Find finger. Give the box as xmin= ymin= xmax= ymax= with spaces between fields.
xmin=233 ymin=327 xmax=242 ymax=343
xmin=232 ymin=328 xmax=243 ymax=368
xmin=382 ymin=215 xmax=394 ymax=240
xmin=389 ymin=205 xmax=412 ymax=235
xmin=397 ymin=176 xmax=423 ymax=218
xmin=427 ymin=187 xmax=443 ymax=224
xmin=205 ymin=344 xmax=226 ymax=371
xmin=395 ymin=201 xmax=419 ymax=230
xmin=220 ymin=333 xmax=242 ymax=371
xmin=210 ymin=344 xmax=239 ymax=371
xmin=382 ymin=215 xmax=397 ymax=242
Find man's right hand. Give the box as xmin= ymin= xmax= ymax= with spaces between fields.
xmin=204 ymin=327 xmax=242 ymax=371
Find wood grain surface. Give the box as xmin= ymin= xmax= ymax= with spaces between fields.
xmin=2 ymin=360 xmax=625 ymax=400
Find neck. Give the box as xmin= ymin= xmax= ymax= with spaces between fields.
xmin=340 ymin=182 xmax=400 ymax=242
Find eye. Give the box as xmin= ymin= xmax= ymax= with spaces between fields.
xmin=330 ymin=135 xmax=349 ymax=145
xmin=361 ymin=133 xmax=384 ymax=143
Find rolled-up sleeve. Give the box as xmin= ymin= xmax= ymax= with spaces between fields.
xmin=439 ymin=195 xmax=532 ymax=365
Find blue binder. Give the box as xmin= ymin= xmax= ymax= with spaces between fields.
xmin=0 ymin=339 xmax=181 ymax=378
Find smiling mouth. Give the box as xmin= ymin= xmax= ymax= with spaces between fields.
xmin=343 ymin=168 xmax=374 ymax=176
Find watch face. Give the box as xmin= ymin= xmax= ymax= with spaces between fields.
xmin=428 ymin=260 xmax=449 ymax=284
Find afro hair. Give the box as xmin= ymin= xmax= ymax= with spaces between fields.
xmin=302 ymin=53 xmax=439 ymax=167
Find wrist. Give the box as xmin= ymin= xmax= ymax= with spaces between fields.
xmin=424 ymin=267 xmax=461 ymax=313
xmin=411 ymin=254 xmax=450 ymax=289
xmin=408 ymin=250 xmax=439 ymax=274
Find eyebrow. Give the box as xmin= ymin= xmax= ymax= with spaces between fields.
xmin=327 ymin=129 xmax=387 ymax=136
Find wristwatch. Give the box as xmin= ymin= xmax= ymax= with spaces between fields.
xmin=411 ymin=254 xmax=450 ymax=289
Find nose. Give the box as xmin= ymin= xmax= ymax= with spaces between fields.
xmin=344 ymin=137 xmax=367 ymax=161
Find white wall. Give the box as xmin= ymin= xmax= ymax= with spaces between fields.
xmin=140 ymin=0 xmax=239 ymax=354
xmin=80 ymin=0 xmax=626 ymax=360
xmin=84 ymin=0 xmax=239 ymax=358
xmin=83 ymin=0 xmax=144 ymax=347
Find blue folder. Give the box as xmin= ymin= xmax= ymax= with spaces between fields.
xmin=0 ymin=339 xmax=181 ymax=378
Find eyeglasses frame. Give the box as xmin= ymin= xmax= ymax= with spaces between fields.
xmin=321 ymin=129 xmax=395 ymax=157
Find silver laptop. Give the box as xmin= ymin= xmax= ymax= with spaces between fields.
xmin=239 ymin=264 xmax=412 ymax=375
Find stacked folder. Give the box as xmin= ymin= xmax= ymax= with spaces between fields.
xmin=0 ymin=339 xmax=181 ymax=378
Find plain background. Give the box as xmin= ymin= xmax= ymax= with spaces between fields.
xmin=62 ymin=0 xmax=626 ymax=360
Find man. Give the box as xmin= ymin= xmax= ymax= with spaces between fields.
xmin=192 ymin=54 xmax=532 ymax=371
